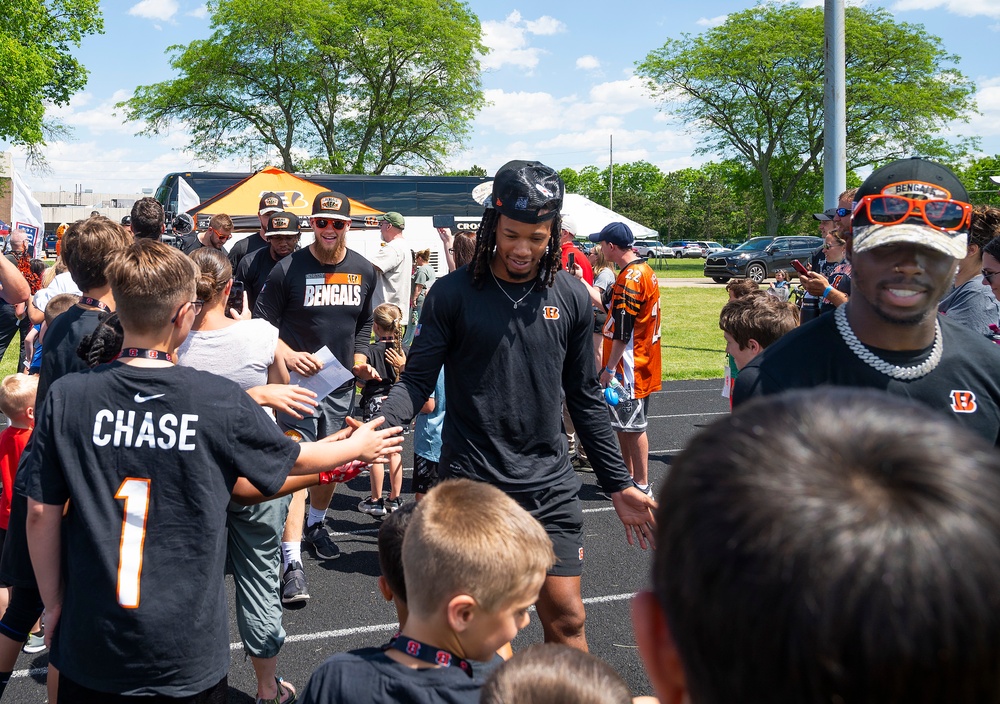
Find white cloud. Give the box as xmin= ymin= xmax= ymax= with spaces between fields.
xmin=891 ymin=0 xmax=1000 ymax=18
xmin=964 ymin=77 xmax=1000 ymax=138
xmin=47 ymin=90 xmax=140 ymax=136
xmin=480 ymin=11 xmax=566 ymax=71
xmin=696 ymin=15 xmax=728 ymax=27
xmin=524 ymin=16 xmax=565 ymax=35
xmin=476 ymin=89 xmax=569 ymax=134
xmin=576 ymin=55 xmax=601 ymax=71
xmin=186 ymin=4 xmax=209 ymax=19
xmin=128 ymin=0 xmax=179 ymax=22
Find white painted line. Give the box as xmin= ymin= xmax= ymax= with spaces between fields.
xmin=647 ymin=412 xmax=727 ymax=419
xmin=12 ymin=592 xmax=637 ymax=680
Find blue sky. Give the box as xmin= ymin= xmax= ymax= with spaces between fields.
xmin=6 ymin=0 xmax=1000 ymax=195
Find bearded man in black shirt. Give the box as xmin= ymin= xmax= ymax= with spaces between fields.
xmin=734 ymin=158 xmax=1000 ymax=445
xmin=378 ymin=160 xmax=655 ymax=651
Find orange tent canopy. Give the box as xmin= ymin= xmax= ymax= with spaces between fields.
xmin=189 ymin=166 xmax=382 ymax=227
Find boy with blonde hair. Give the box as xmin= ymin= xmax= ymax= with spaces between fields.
xmin=23 ymin=239 xmax=403 ymax=700
xmin=0 ymin=373 xmax=37 ymax=555
xmin=302 ymin=478 xmax=555 ymax=704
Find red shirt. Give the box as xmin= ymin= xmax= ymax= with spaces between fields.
xmin=561 ymin=241 xmax=594 ymax=285
xmin=0 ymin=425 xmax=31 ymax=530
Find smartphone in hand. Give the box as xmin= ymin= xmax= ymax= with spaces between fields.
xmin=791 ymin=259 xmax=809 ymax=276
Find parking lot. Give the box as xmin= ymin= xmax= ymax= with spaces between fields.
xmin=4 ymin=380 xmax=729 ymax=702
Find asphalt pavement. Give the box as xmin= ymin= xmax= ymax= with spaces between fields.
xmin=4 ymin=379 xmax=730 ymax=703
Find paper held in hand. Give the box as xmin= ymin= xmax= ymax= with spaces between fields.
xmin=289 ymin=346 xmax=353 ymax=402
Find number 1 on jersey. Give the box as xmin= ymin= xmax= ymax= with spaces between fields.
xmin=115 ymin=478 xmax=150 ymax=608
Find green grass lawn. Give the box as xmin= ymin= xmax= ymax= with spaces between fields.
xmin=0 ymin=335 xmax=20 ymax=379
xmin=660 ymin=287 xmax=728 ymax=380
xmin=647 ymin=257 xmax=709 ymax=279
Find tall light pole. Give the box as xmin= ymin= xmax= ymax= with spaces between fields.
xmin=824 ymin=0 xmax=847 ymax=208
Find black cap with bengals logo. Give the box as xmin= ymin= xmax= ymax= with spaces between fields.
xmin=311 ymin=191 xmax=352 ymax=222
xmin=258 ymin=192 xmax=284 ymax=215
xmin=490 ymin=160 xmax=564 ymax=224
xmin=265 ymin=211 xmax=301 ymax=237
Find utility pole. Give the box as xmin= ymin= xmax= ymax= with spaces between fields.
xmin=609 ymin=134 xmax=614 ymax=211
xmin=824 ymin=0 xmax=847 ymax=208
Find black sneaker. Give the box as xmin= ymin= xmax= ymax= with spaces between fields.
xmin=304 ymin=522 xmax=342 ymax=560
xmin=384 ymin=497 xmax=404 ymax=513
xmin=281 ymin=561 xmax=309 ymax=604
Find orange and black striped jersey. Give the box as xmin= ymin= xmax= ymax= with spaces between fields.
xmin=602 ymin=259 xmax=662 ymax=399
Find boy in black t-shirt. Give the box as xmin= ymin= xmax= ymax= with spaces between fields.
xmin=22 ymin=240 xmax=403 ymax=701
xmin=301 ymin=479 xmax=554 ymax=704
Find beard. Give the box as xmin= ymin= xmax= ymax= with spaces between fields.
xmin=312 ymin=232 xmax=347 ymax=263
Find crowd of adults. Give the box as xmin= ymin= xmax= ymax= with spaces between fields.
xmin=0 ymin=155 xmax=995 ymax=704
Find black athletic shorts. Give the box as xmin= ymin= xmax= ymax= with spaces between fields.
xmin=509 ymin=473 xmax=585 ymax=578
xmin=58 ymin=674 xmax=228 ymax=703
xmin=412 ymin=454 xmax=439 ymax=495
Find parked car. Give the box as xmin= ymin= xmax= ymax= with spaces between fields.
xmin=633 ymin=239 xmax=671 ymax=258
xmin=42 ymin=232 xmax=58 ymax=257
xmin=681 ymin=243 xmax=707 ymax=258
xmin=695 ymin=241 xmax=728 ymax=256
xmin=702 ymin=236 xmax=823 ymax=283
xmin=665 ymin=240 xmax=691 ymax=257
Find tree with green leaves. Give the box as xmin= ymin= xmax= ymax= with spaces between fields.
xmin=637 ymin=4 xmax=977 ymax=236
xmin=122 ymin=0 xmax=485 ymax=174
xmin=957 ymin=155 xmax=1000 ymax=208
xmin=0 ymin=0 xmax=103 ymax=158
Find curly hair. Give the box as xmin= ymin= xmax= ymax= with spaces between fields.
xmin=470 ymin=208 xmax=562 ymax=291
xmin=77 ymin=311 xmax=124 ymax=368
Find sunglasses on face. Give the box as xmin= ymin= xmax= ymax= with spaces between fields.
xmin=856 ymin=195 xmax=971 ymax=232
xmin=835 ymin=207 xmax=851 ymax=217
xmin=313 ymin=218 xmax=348 ymax=230
xmin=823 ymin=242 xmax=844 ymax=249
xmin=983 ymin=269 xmax=1000 ymax=283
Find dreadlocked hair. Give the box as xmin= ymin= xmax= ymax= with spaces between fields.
xmin=77 ymin=311 xmax=124 ymax=368
xmin=470 ymin=209 xmax=562 ymax=291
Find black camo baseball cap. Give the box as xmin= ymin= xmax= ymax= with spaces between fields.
xmin=258 ymin=192 xmax=284 ymax=215
xmin=265 ymin=211 xmax=301 ymax=237
xmin=490 ymin=160 xmax=564 ymax=224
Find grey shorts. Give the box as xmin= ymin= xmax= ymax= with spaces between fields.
xmin=609 ymin=394 xmax=650 ymax=432
xmin=277 ymin=384 xmax=355 ymax=442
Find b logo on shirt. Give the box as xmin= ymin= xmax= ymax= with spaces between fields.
xmin=950 ymin=390 xmax=978 ymax=414
xmin=543 ymin=306 xmax=560 ymax=320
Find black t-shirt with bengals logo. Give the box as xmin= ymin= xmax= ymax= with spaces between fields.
xmin=733 ymin=312 xmax=1000 ymax=445
xmin=255 ymin=247 xmax=379 ymax=389
xmin=22 ymin=362 xmax=299 ymax=696
xmin=378 ymin=266 xmax=633 ymax=495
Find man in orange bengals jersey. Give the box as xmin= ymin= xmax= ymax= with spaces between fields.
xmin=589 ymin=222 xmax=662 ymax=496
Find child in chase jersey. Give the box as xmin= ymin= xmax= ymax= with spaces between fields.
xmin=22 ymin=240 xmax=402 ymax=701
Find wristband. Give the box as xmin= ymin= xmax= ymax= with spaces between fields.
xmin=604 ymin=367 xmax=615 ymax=375
xmin=822 ymin=285 xmax=833 ymax=300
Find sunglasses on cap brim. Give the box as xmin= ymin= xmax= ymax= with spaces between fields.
xmin=855 ymin=195 xmax=971 ymax=232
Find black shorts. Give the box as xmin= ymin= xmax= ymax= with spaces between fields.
xmin=412 ymin=454 xmax=439 ymax=495
xmin=609 ymin=394 xmax=651 ymax=432
xmin=0 ymin=493 xmax=35 ymax=588
xmin=509 ymin=474 xmax=585 ymax=578
xmin=58 ymin=675 xmax=228 ymax=703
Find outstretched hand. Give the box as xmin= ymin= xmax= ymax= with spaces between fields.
xmin=349 ymin=416 xmax=404 ymax=465
xmin=611 ymin=486 xmax=657 ymax=549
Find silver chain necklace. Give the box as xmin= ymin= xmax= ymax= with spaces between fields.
xmin=490 ymin=267 xmax=535 ymax=309
xmin=834 ymin=304 xmax=943 ymax=380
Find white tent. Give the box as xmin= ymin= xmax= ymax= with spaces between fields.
xmin=562 ymin=193 xmax=658 ymax=239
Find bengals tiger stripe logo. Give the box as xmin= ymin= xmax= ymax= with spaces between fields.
xmin=950 ymin=390 xmax=978 ymax=414
xmin=542 ymin=306 xmax=560 ymax=320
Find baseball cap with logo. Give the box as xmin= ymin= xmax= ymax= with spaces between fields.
xmin=812 ymin=207 xmax=838 ymax=221
xmin=588 ymin=221 xmax=634 ymax=248
xmin=852 ymin=157 xmax=971 ymax=260
xmin=311 ymin=191 xmax=351 ymax=222
xmin=379 ymin=211 xmax=405 ymax=229
xmin=490 ymin=160 xmax=564 ymax=224
xmin=258 ymin=192 xmax=284 ymax=215
xmin=266 ymin=211 xmax=301 ymax=238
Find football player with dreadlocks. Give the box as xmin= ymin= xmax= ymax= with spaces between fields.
xmin=378 ymin=160 xmax=656 ymax=652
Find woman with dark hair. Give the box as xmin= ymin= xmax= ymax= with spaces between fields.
xmin=176 ymin=248 xmax=316 ymax=704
